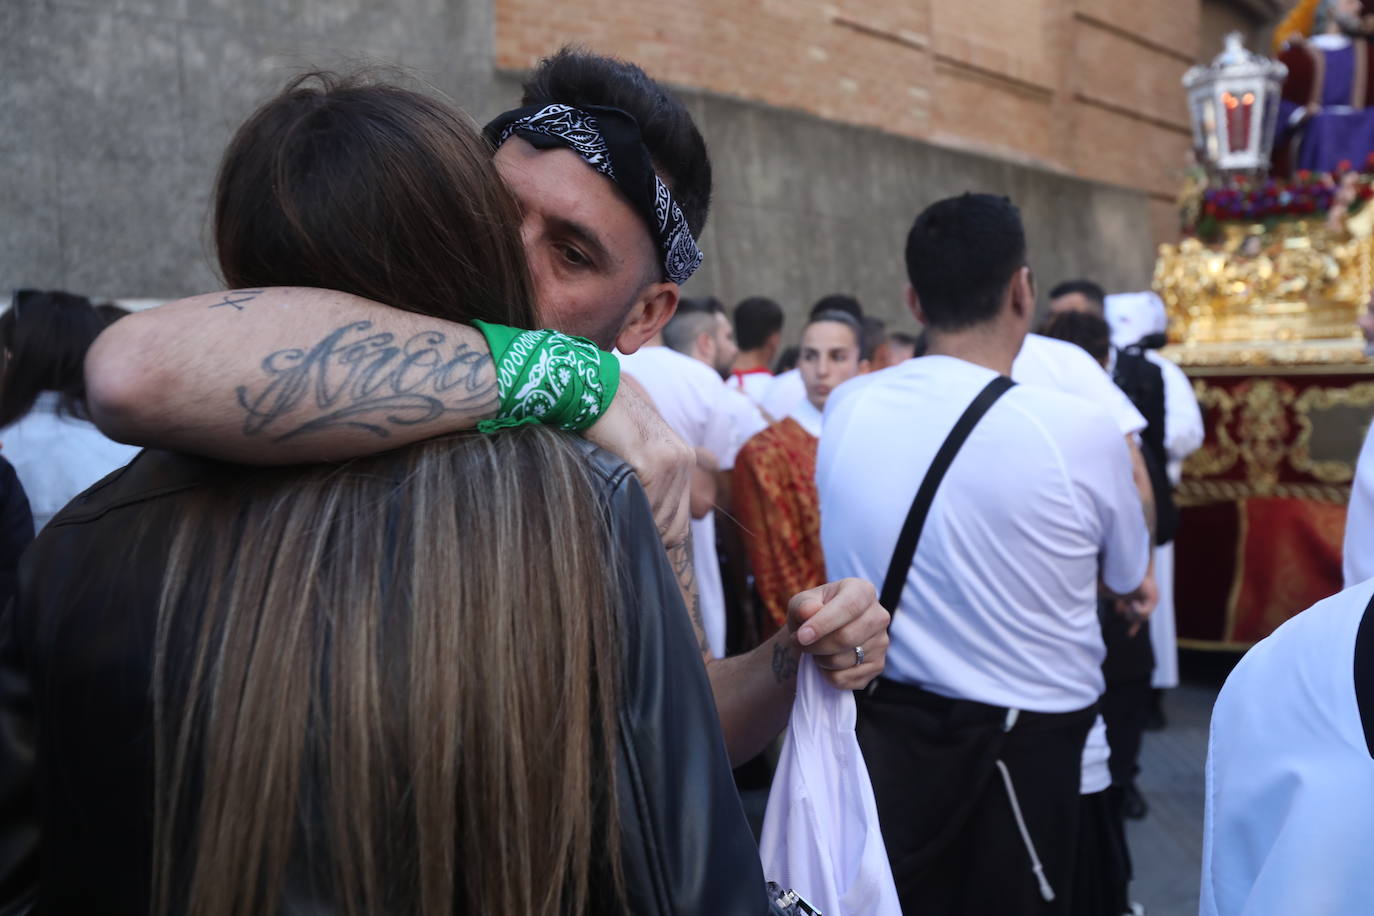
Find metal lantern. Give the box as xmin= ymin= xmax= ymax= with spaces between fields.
xmin=1183 ymin=32 xmax=1288 ymax=174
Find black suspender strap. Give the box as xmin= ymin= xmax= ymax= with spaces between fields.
xmin=1353 ymin=588 xmax=1374 ymax=758
xmin=878 ymin=375 xmax=1016 ymax=618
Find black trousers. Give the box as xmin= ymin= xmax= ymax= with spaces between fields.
xmin=856 ymin=679 xmax=1097 ymax=916
xmin=1099 ymin=599 xmax=1154 ymax=789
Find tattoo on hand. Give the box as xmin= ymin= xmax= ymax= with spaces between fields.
xmin=209 ymin=290 xmax=264 ymax=312
xmin=668 ymin=536 xmax=709 ymax=655
xmin=771 ymin=641 xmax=799 ymax=684
xmin=236 ymin=321 xmax=497 ymax=440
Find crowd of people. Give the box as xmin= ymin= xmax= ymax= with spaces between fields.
xmin=0 ymin=41 xmax=1365 ymax=916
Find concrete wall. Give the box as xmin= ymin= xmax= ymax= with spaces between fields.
xmin=4 ymin=0 xmax=1154 ymax=336
xmin=2 ymin=0 xmax=503 ymax=300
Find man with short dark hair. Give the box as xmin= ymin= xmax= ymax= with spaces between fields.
xmin=1048 ymin=279 xmax=1109 ymax=318
xmin=820 ymin=194 xmax=1152 ymax=914
xmin=85 ymin=48 xmax=890 ymax=770
xmin=729 ymin=296 xmax=784 ymax=405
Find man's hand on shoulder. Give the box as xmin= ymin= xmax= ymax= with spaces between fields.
xmin=585 ymin=376 xmax=694 ymax=562
xmin=785 ymin=578 xmax=889 ymax=691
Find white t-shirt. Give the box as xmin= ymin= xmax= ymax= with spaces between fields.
xmin=730 ymin=368 xmax=776 ymax=408
xmin=618 ymin=346 xmax=743 ymax=658
xmin=1202 ymin=580 xmax=1374 ymax=916
xmin=0 ymin=392 xmax=142 ymax=530
xmin=1345 ymin=424 xmax=1374 ymax=588
xmin=761 ymin=368 xmax=806 ymax=423
xmin=618 ymin=346 xmax=744 ymax=467
xmin=818 ymin=356 xmax=1150 ymax=712
xmin=723 ymin=385 xmax=768 ymax=449
xmin=1013 ymin=334 xmax=1146 ymax=438
xmin=1081 ymin=716 xmax=1111 ymax=795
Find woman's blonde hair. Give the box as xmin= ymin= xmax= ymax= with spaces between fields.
xmin=152 ymin=72 xmax=621 ymax=916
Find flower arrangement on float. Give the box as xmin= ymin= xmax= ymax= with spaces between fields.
xmin=1187 ymin=154 xmax=1374 ymax=241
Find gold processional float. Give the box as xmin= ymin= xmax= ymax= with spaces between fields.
xmin=1157 ymin=21 xmax=1374 ymax=649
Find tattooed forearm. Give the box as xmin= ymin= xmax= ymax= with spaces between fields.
xmin=771 ymin=640 xmax=798 ymax=684
xmin=209 ymin=290 xmax=264 ymax=311
xmin=235 ymin=321 xmax=497 ymax=440
xmin=667 ymin=535 xmax=710 ymax=656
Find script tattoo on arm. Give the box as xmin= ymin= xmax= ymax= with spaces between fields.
xmin=771 ymin=640 xmax=798 ymax=684
xmin=235 ymin=321 xmax=496 ymax=441
xmin=668 ymin=535 xmax=710 ymax=657
xmin=209 ymin=290 xmax=264 ymax=312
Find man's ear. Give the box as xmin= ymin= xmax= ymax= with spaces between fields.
xmin=696 ymin=330 xmax=716 ymax=364
xmin=904 ymin=284 xmax=927 ymax=326
xmin=1009 ymin=267 xmax=1035 ymax=322
xmin=614 ymin=282 xmax=679 ymax=354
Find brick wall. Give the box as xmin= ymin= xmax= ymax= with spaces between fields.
xmin=495 ymin=0 xmax=1203 ymax=250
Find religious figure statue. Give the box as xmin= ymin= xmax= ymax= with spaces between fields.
xmin=1273 ymin=0 xmax=1374 ymax=175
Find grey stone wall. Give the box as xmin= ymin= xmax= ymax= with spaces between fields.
xmin=5 ymin=0 xmax=1156 ymax=335
xmin=2 ymin=0 xmax=503 ymax=300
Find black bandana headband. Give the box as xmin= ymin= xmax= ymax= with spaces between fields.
xmin=484 ymin=103 xmax=705 ymax=285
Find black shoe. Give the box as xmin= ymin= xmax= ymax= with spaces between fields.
xmin=1122 ymin=783 xmax=1148 ymax=820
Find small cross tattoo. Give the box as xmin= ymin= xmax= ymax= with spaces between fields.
xmin=210 ymin=290 xmax=264 ymax=311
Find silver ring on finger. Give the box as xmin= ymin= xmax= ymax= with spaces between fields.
xmin=852 ymin=645 xmax=865 ymax=668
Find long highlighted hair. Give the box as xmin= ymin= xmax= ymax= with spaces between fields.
xmin=152 ymin=73 xmax=621 ymax=916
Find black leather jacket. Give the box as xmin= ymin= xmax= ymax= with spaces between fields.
xmin=0 ymin=444 xmax=767 ymax=914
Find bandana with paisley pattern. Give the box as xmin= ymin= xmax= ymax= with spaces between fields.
xmin=485 ymin=103 xmax=705 ymax=284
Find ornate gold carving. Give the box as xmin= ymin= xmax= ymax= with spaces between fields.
xmin=1185 ymin=380 xmax=1240 ymax=477
xmin=1175 ymin=478 xmax=1352 ymax=505
xmin=1155 ymin=221 xmax=1374 ymax=359
xmin=1162 ymin=340 xmax=1369 ymax=368
xmin=1183 ymin=375 xmax=1374 ymax=497
xmin=1289 ymin=381 xmax=1374 ymax=482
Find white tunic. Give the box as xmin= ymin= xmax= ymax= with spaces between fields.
xmin=1202 ymin=581 xmax=1374 ymax=916
xmin=0 ymin=392 xmax=141 ymax=530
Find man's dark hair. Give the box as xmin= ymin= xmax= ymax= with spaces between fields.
xmin=0 ymin=290 xmax=106 ymax=426
xmin=522 ymin=48 xmax=713 ymax=237
xmin=773 ymin=344 xmax=800 ymax=374
xmin=904 ymin=194 xmax=1026 ymax=331
xmin=733 ymin=296 xmax=783 ymax=351
xmin=807 ymin=294 xmax=863 ymax=321
xmin=805 ymin=310 xmax=864 ymax=354
xmin=1048 ymin=279 xmax=1107 ymax=315
xmin=860 ymin=316 xmax=886 ymax=363
xmin=1040 ymin=310 xmax=1112 ymax=366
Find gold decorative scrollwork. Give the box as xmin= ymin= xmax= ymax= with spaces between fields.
xmin=1234 ymin=379 xmax=1295 ymax=493
xmin=1175 ymin=479 xmax=1352 ymax=505
xmin=1184 ymin=380 xmax=1240 ymax=478
xmin=1289 ymin=381 xmax=1374 ymax=483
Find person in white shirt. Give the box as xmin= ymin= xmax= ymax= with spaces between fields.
xmin=0 ymin=290 xmax=141 ymax=530
xmin=819 ymin=194 xmax=1153 ymax=914
xmin=729 ymin=296 xmax=784 ymax=409
xmin=1102 ymin=290 xmax=1205 ymax=696
xmin=621 ymin=298 xmax=766 ymax=657
xmin=1201 ymin=578 xmax=1374 ymax=916
xmin=761 ymin=294 xmax=864 ymax=421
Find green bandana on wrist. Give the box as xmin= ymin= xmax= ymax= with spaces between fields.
xmin=472 ymin=321 xmax=620 ymax=434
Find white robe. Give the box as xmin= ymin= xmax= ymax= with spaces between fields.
xmin=1202 ymin=580 xmax=1374 ymax=915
